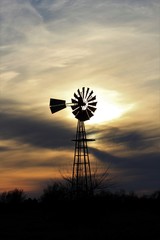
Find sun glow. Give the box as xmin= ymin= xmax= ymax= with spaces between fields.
xmin=65 ymin=88 xmax=134 ymax=125
xmin=88 ymin=89 xmax=134 ymax=124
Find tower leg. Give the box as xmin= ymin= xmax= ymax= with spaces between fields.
xmin=72 ymin=120 xmax=93 ymax=197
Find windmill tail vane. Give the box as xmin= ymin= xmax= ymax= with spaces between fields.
xmin=49 ymin=98 xmax=78 ymax=114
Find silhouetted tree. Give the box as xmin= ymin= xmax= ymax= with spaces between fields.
xmin=40 ymin=182 xmax=70 ymax=204
xmin=92 ymin=167 xmax=115 ymax=193
xmin=62 ymin=162 xmax=115 ymax=198
xmin=151 ymin=190 xmax=160 ymax=200
xmin=0 ymin=188 xmax=26 ymax=204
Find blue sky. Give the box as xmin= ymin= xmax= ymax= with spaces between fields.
xmin=0 ymin=0 xmax=160 ymax=196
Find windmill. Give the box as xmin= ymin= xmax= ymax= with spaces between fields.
xmin=49 ymin=87 xmax=97 ymax=196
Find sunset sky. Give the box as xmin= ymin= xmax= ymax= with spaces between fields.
xmin=0 ymin=0 xmax=160 ymax=197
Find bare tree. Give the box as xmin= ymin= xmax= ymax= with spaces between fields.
xmin=61 ymin=162 xmax=115 ymax=196
xmin=92 ymin=164 xmax=115 ymax=193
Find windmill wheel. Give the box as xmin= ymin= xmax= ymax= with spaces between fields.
xmin=71 ymin=87 xmax=97 ymax=121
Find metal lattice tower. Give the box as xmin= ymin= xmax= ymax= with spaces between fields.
xmin=49 ymin=87 xmax=97 ymax=196
xmin=72 ymin=120 xmax=95 ymax=196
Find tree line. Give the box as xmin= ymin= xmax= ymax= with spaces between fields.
xmin=0 ymin=183 xmax=159 ymax=205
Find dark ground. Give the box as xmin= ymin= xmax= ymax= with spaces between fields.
xmin=0 ymin=195 xmax=160 ymax=240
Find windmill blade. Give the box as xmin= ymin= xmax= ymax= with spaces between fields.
xmin=50 ymin=98 xmax=66 ymax=114
xmin=82 ymin=110 xmax=92 ymax=121
xmin=87 ymin=90 xmax=93 ymax=100
xmin=88 ymin=95 xmax=96 ymax=102
xmin=74 ymin=92 xmax=79 ymax=100
xmin=88 ymin=101 xmax=97 ymax=107
xmin=85 ymin=87 xmax=90 ymax=99
xmin=72 ymin=107 xmax=80 ymax=116
xmin=88 ymin=106 xmax=96 ymax=112
xmin=86 ymin=109 xmax=94 ymax=118
xmin=74 ymin=111 xmax=82 ymax=121
xmin=71 ymin=98 xmax=78 ymax=104
xmin=76 ymin=110 xmax=90 ymax=121
xmin=77 ymin=89 xmax=81 ymax=97
xmin=82 ymin=87 xmax=85 ymax=98
xmin=71 ymin=105 xmax=79 ymax=110
xmin=71 ymin=98 xmax=78 ymax=110
xmin=75 ymin=108 xmax=93 ymax=121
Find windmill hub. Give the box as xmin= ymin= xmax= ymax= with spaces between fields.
xmin=77 ymin=96 xmax=88 ymax=110
xmin=81 ymin=100 xmax=88 ymax=110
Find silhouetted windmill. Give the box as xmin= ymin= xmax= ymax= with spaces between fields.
xmin=49 ymin=87 xmax=97 ymax=196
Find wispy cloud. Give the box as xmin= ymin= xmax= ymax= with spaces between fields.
xmin=97 ymin=124 xmax=160 ymax=152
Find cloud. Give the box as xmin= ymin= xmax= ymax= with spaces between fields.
xmin=0 ymin=111 xmax=75 ymax=150
xmin=0 ymin=146 xmax=12 ymax=152
xmin=0 ymin=150 xmax=72 ymax=169
xmin=88 ymin=123 xmax=159 ymax=155
xmin=0 ymin=0 xmax=42 ymax=44
xmin=29 ymin=0 xmax=159 ymax=30
xmin=91 ymin=148 xmax=160 ymax=193
xmin=1 ymin=0 xmax=159 ymax=90
xmin=103 ymin=127 xmax=158 ymax=150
